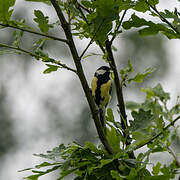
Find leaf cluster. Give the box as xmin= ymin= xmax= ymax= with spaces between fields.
xmin=22 ymin=83 xmax=180 ymax=179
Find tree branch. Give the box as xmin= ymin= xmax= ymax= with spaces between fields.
xmin=74 ymin=0 xmax=91 ymax=14
xmin=145 ymin=1 xmax=180 ymax=36
xmin=135 ymin=115 xmax=180 ymax=150
xmin=167 ymin=147 xmax=180 ymax=167
xmin=73 ymin=0 xmax=105 ymax=56
xmin=105 ymin=40 xmax=127 ymax=136
xmin=105 ymin=40 xmax=135 ymax=160
xmin=110 ymin=10 xmax=127 ymax=44
xmin=0 ymin=43 xmax=76 ymax=73
xmin=74 ymin=0 xmax=90 ymax=25
xmin=50 ymin=0 xmax=114 ymax=155
xmin=0 ymin=23 xmax=68 ymax=44
xmin=79 ymin=19 xmax=105 ymax=59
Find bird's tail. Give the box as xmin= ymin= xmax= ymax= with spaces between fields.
xmin=99 ymin=108 xmax=106 ymax=134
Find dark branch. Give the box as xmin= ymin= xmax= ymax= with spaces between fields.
xmin=74 ymin=0 xmax=91 ymax=14
xmin=74 ymin=0 xmax=90 ymax=25
xmin=0 ymin=23 xmax=68 ymax=43
xmin=105 ymin=40 xmax=135 ymax=159
xmin=135 ymin=115 xmax=180 ymax=150
xmin=145 ymin=1 xmax=180 ymax=36
xmin=50 ymin=0 xmax=114 ymax=155
xmin=105 ymin=40 xmax=127 ymax=135
xmin=110 ymin=10 xmax=127 ymax=44
xmin=0 ymin=43 xmax=76 ymax=73
xmin=79 ymin=19 xmax=105 ymax=59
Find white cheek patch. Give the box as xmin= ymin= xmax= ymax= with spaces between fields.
xmin=96 ymin=69 xmax=106 ymax=75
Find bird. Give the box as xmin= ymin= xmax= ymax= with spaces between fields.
xmin=91 ymin=66 xmax=112 ymax=132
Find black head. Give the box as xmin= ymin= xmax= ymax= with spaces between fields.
xmin=95 ymin=66 xmax=111 ymax=77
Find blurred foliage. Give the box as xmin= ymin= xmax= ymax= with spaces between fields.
xmin=0 ymin=86 xmax=17 ymax=159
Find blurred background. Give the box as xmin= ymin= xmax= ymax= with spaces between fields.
xmin=0 ymin=0 xmax=179 ymax=179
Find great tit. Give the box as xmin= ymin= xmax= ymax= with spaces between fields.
xmin=91 ymin=66 xmax=112 ymax=131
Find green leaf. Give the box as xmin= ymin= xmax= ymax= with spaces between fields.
xmin=34 ymin=144 xmax=66 ymax=161
xmin=99 ymin=159 xmax=113 ymax=167
xmin=128 ymin=67 xmax=154 ymax=83
xmin=152 ymin=162 xmax=161 ymax=175
xmin=141 ymin=84 xmax=170 ymax=102
xmin=91 ymin=14 xmax=112 ymax=43
xmin=146 ymin=175 xmax=170 ymax=180
xmin=111 ymin=170 xmax=124 ymax=180
xmin=95 ymin=0 xmax=119 ymax=20
xmin=133 ymin=0 xmax=159 ymax=12
xmin=106 ymin=108 xmax=115 ymax=122
xmin=130 ymin=109 xmax=154 ymax=131
xmin=82 ymin=52 xmax=103 ymax=59
xmin=133 ymin=0 xmax=149 ymax=13
xmin=13 ymin=30 xmax=24 ymax=47
xmin=160 ymin=9 xmax=180 ymax=23
xmin=127 ymin=168 xmax=138 ymax=179
xmin=0 ymin=0 xmax=15 ymax=23
xmin=148 ymin=0 xmax=159 ymax=6
xmin=132 ymin=131 xmax=149 ymax=141
xmin=24 ymin=165 xmax=61 ymax=180
xmin=43 ymin=64 xmax=59 ymax=74
xmin=59 ymin=168 xmax=77 ymax=180
xmin=120 ymin=60 xmax=134 ymax=86
xmin=81 ymin=0 xmax=93 ymax=9
xmin=106 ymin=127 xmax=121 ymax=153
xmin=125 ymin=101 xmax=140 ymax=110
xmin=123 ymin=14 xmax=179 ymax=39
xmin=85 ymin=141 xmax=103 ymax=155
xmin=34 ymin=10 xmax=50 ymax=33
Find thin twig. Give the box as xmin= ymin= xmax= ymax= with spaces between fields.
xmin=167 ymin=147 xmax=180 ymax=166
xmin=105 ymin=39 xmax=135 ymax=159
xmin=134 ymin=115 xmax=180 ymax=150
xmin=0 ymin=23 xmax=68 ymax=44
xmin=110 ymin=10 xmax=127 ymax=44
xmin=79 ymin=19 xmax=105 ymax=59
xmin=74 ymin=0 xmax=89 ymax=25
xmin=75 ymin=1 xmax=91 ymax=14
xmin=73 ymin=0 xmax=105 ymax=54
xmin=145 ymin=1 xmax=180 ymax=36
xmin=105 ymin=40 xmax=135 ymax=158
xmin=0 ymin=43 xmax=76 ymax=73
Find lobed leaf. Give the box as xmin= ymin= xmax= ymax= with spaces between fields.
xmin=128 ymin=67 xmax=154 ymax=83
xmin=0 ymin=0 xmax=15 ymax=23
xmin=43 ymin=64 xmax=59 ymax=74
xmin=141 ymin=84 xmax=170 ymax=102
xmin=34 ymin=10 xmax=50 ymax=33
xmin=123 ymin=14 xmax=179 ymax=39
xmin=106 ymin=127 xmax=121 ymax=153
xmin=130 ymin=109 xmax=154 ymax=131
xmin=106 ymin=108 xmax=115 ymax=123
xmin=125 ymin=101 xmax=141 ymax=110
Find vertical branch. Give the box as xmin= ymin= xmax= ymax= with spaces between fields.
xmin=50 ymin=0 xmax=114 ymax=155
xmin=105 ymin=40 xmax=134 ymax=158
xmin=105 ymin=40 xmax=127 ymax=136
